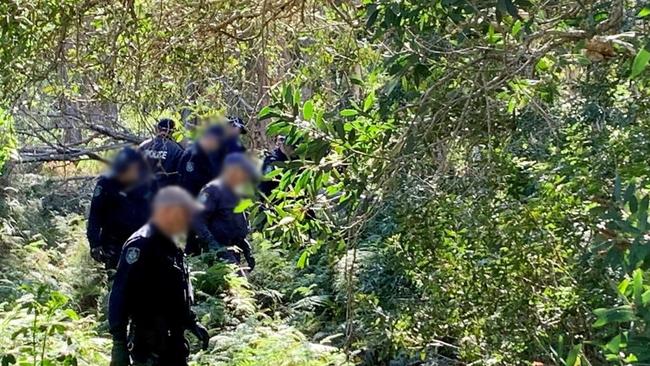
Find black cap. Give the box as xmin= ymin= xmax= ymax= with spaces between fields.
xmin=157 ymin=118 xmax=175 ymax=132
xmin=204 ymin=124 xmax=225 ymax=138
xmin=228 ymin=116 xmax=247 ymax=134
xmin=112 ymin=147 xmax=142 ymax=174
xmin=224 ymin=153 xmax=259 ymax=180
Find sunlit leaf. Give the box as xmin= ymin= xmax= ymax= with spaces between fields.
xmin=631 ymin=44 xmax=650 ymax=79
xmin=234 ymin=199 xmax=253 ymax=213
xmin=340 ymin=109 xmax=358 ymax=117
xmin=297 ymin=250 xmax=309 ymax=269
xmin=565 ymin=344 xmax=582 ymax=366
xmin=638 ymin=7 xmax=650 ymax=18
xmin=303 ymin=100 xmax=314 ymax=120
xmin=363 ymin=92 xmax=375 ymax=112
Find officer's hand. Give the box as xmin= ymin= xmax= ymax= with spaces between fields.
xmin=90 ymin=247 xmax=105 ymax=263
xmin=244 ymin=252 xmax=256 ymax=271
xmin=190 ymin=323 xmax=210 ymax=350
xmin=239 ymin=240 xmax=255 ymax=271
xmin=110 ymin=339 xmax=130 ymax=366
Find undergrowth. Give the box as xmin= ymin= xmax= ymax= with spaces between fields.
xmin=0 ymin=175 xmax=350 ymax=365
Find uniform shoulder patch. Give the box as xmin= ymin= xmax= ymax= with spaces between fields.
xmin=125 ymin=247 xmax=140 ymax=264
xmin=198 ymin=192 xmax=209 ymax=204
xmin=93 ymin=184 xmax=103 ymax=197
xmin=186 ymin=161 xmax=194 ymax=172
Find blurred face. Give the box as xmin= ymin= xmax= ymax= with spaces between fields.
xmin=226 ymin=124 xmax=240 ymax=138
xmin=157 ymin=128 xmax=172 ymax=138
xmin=200 ymin=135 xmax=220 ymax=152
xmin=276 ymin=136 xmax=286 ymax=147
xmin=280 ymin=142 xmax=296 ymax=157
xmin=117 ymin=162 xmax=141 ymax=185
xmin=154 ymin=205 xmax=192 ymax=236
xmin=223 ymin=165 xmax=251 ymax=194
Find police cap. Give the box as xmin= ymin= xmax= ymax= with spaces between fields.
xmin=224 ymin=153 xmax=260 ymax=180
xmin=112 ymin=147 xmax=143 ymax=175
xmin=157 ymin=118 xmax=175 ymax=132
xmin=228 ymin=116 xmax=247 ymax=134
xmin=204 ymin=124 xmax=225 ymax=139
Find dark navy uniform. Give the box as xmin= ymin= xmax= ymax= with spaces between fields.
xmin=108 ymin=224 xmax=195 ymax=366
xmin=223 ymin=136 xmax=247 ymax=155
xmin=87 ymin=177 xmax=155 ymax=269
xmin=258 ymin=147 xmax=288 ymax=197
xmin=138 ymin=136 xmax=184 ymax=187
xmin=176 ymin=143 xmax=218 ymax=197
xmin=224 ymin=116 xmax=247 ymax=155
xmin=193 ymin=180 xmax=251 ymax=262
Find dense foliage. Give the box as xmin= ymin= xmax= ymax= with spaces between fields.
xmin=2 ymin=0 xmax=650 ymax=365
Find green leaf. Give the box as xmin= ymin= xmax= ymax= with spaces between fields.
xmin=340 ymin=109 xmax=358 ymax=117
xmin=258 ymin=106 xmax=271 ymax=119
xmin=638 ymin=7 xmax=650 ymax=18
xmin=642 ymin=289 xmax=650 ymax=305
xmin=1 ymin=354 xmax=16 ymax=366
xmin=565 ymin=344 xmax=582 ymax=366
xmin=618 ymin=277 xmax=630 ymax=295
xmin=624 ymin=183 xmax=636 ymax=204
xmin=315 ymin=112 xmax=328 ymax=132
xmin=234 ymin=199 xmax=253 ymax=213
xmin=511 ymin=20 xmax=523 ymax=36
xmin=303 ymin=100 xmax=314 ymax=120
xmin=605 ymin=334 xmax=621 ymax=354
xmin=283 ymin=85 xmax=295 ymax=106
xmin=363 ymin=91 xmax=375 ymax=112
xmin=63 ymin=308 xmax=79 ymax=321
xmin=297 ymin=250 xmax=309 ymax=269
xmin=350 ymin=75 xmax=364 ymax=86
xmin=631 ymin=45 xmax=650 ymax=79
xmin=633 ymin=268 xmax=644 ymax=306
xmin=293 ymin=88 xmax=301 ymax=106
xmin=334 ymin=121 xmax=346 ymax=139
xmin=630 ymin=195 xmax=639 ymax=213
xmin=593 ymin=306 xmax=637 ymax=327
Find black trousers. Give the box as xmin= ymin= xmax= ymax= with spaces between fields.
xmin=130 ymin=327 xmax=189 ymax=366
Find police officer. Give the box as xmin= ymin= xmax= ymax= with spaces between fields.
xmin=138 ymin=118 xmax=185 ymax=188
xmin=109 ymin=187 xmax=209 ymax=366
xmin=193 ymin=153 xmax=258 ymax=269
xmin=222 ymin=116 xmax=247 ymax=155
xmin=176 ymin=125 xmax=224 ymax=197
xmin=259 ymin=135 xmax=297 ymax=197
xmin=87 ymin=147 xmax=155 ymax=269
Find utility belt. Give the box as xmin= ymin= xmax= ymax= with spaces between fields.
xmin=154 ymin=171 xmax=179 ymax=178
xmin=100 ymin=233 xmax=131 ymax=248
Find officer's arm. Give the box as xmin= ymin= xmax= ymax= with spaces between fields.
xmin=193 ymin=189 xmax=222 ymax=251
xmin=137 ymin=138 xmax=150 ymax=150
xmin=108 ymin=243 xmax=146 ymax=341
xmin=175 ymin=152 xmax=191 ymax=191
xmin=86 ymin=181 xmax=108 ymax=249
xmin=167 ymin=144 xmax=185 ymax=184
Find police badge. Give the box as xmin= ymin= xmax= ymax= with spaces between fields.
xmin=126 ymin=247 xmax=140 ymax=264
xmin=198 ymin=192 xmax=208 ymax=204
xmin=186 ymin=161 xmax=195 ymax=172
